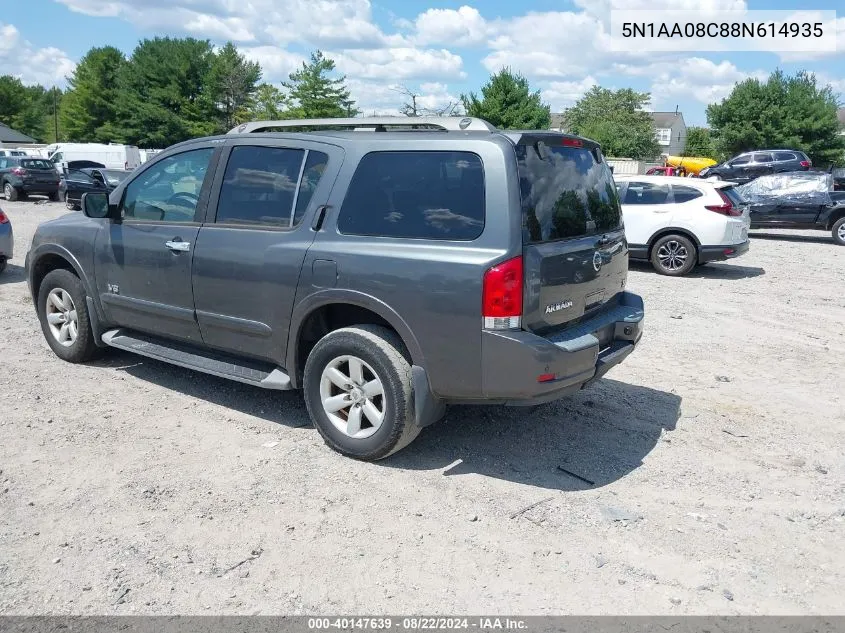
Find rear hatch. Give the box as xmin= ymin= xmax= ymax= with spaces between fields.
xmin=19 ymin=159 xmax=59 ymax=185
xmin=516 ymin=135 xmax=628 ymax=335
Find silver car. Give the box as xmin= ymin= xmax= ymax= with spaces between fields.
xmin=0 ymin=204 xmax=12 ymax=273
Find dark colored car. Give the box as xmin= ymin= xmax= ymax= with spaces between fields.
xmin=0 ymin=205 xmax=12 ymax=273
xmin=700 ymin=150 xmax=812 ymax=184
xmin=25 ymin=116 xmax=645 ymax=460
xmin=61 ymin=167 xmax=131 ymax=210
xmin=0 ymin=156 xmax=61 ymax=201
xmin=738 ymin=171 xmax=845 ymax=246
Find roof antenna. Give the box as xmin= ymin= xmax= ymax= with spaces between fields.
xmin=675 ymin=105 xmax=679 ymax=114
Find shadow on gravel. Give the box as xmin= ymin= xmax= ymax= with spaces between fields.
xmin=385 ymin=378 xmax=682 ymax=491
xmin=630 ymin=260 xmax=765 ymax=279
xmin=0 ymin=263 xmax=26 ymax=284
xmin=750 ymin=232 xmax=834 ymax=245
xmin=91 ymin=351 xmax=311 ymax=428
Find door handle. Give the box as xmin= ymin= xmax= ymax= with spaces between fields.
xmin=165 ymin=239 xmax=191 ymax=252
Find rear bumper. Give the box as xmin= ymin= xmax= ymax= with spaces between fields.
xmin=477 ymin=292 xmax=644 ymax=405
xmin=21 ymin=183 xmax=60 ymax=194
xmin=0 ymin=225 xmax=12 ymax=259
xmin=698 ymin=239 xmax=749 ymax=263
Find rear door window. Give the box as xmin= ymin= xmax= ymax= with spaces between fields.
xmin=622 ymin=181 xmax=671 ymax=205
xmin=672 ymin=185 xmax=703 ymax=203
xmin=517 ymin=143 xmax=621 ymax=243
xmin=338 ymin=151 xmax=485 ymax=240
xmin=753 ymin=153 xmax=774 ymax=163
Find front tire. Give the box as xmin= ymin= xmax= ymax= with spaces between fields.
xmin=650 ymin=234 xmax=697 ymax=276
xmin=832 ymin=217 xmax=845 ymax=246
xmin=36 ymin=269 xmax=101 ymax=363
xmin=303 ymin=325 xmax=420 ymax=461
xmin=3 ymin=182 xmax=18 ymax=201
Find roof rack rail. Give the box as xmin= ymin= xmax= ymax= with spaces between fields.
xmin=228 ymin=116 xmax=497 ymax=135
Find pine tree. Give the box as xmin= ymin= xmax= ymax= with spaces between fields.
xmin=283 ymin=51 xmax=357 ymax=118
xmin=461 ymin=68 xmax=550 ymax=129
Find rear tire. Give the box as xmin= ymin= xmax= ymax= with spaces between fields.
xmin=4 ymin=182 xmax=18 ymax=201
xmin=36 ymin=269 xmax=102 ymax=363
xmin=650 ymin=234 xmax=697 ymax=276
xmin=832 ymin=217 xmax=845 ymax=246
xmin=48 ymin=191 xmax=60 ymax=202
xmin=303 ymin=325 xmax=420 ymax=461
xmin=0 ymin=258 xmax=6 ymax=274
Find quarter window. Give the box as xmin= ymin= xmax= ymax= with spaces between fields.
xmin=774 ymin=151 xmax=796 ymax=161
xmin=338 ymin=151 xmax=485 ymax=240
xmin=122 ymin=147 xmax=213 ymax=222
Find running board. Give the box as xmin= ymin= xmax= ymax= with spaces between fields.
xmin=101 ymin=329 xmax=292 ymax=390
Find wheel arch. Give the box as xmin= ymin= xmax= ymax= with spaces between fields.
xmin=825 ymin=208 xmax=845 ymax=230
xmin=287 ymin=290 xmax=425 ymax=389
xmin=646 ymin=227 xmax=701 ymax=258
xmin=28 ymin=244 xmax=96 ymax=307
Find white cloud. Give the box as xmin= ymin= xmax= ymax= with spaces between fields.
xmin=241 ymin=46 xmax=305 ymax=82
xmin=331 ymin=47 xmax=464 ymax=81
xmin=777 ymin=16 xmax=845 ymax=62
xmin=0 ymin=22 xmax=76 ymax=86
xmin=541 ymin=77 xmax=599 ymax=111
xmin=411 ymin=6 xmax=490 ymax=46
xmin=622 ymin=57 xmax=767 ymax=106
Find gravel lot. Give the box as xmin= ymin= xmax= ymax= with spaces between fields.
xmin=0 ymin=198 xmax=843 ymax=615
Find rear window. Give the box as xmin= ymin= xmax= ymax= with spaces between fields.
xmin=721 ymin=186 xmax=745 ymax=206
xmin=517 ymin=143 xmax=621 ymax=243
xmin=22 ymin=159 xmax=53 ymax=170
xmin=338 ymin=151 xmax=485 ymax=241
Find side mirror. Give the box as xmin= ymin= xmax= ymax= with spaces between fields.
xmin=81 ymin=192 xmax=113 ymax=219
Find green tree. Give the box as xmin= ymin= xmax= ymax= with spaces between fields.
xmin=682 ymin=126 xmax=718 ymax=158
xmin=460 ymin=68 xmax=550 ymax=129
xmin=59 ymin=46 xmax=126 ymax=142
xmin=707 ymin=70 xmax=845 ymax=165
xmin=566 ymin=87 xmax=660 ymax=160
xmin=247 ymin=83 xmax=290 ymax=120
xmin=208 ymin=42 xmax=262 ymax=132
xmin=283 ymin=50 xmax=357 ymax=118
xmin=115 ymin=37 xmax=217 ymax=147
xmin=0 ymin=76 xmax=54 ymax=141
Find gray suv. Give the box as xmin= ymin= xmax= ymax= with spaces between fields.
xmin=26 ymin=117 xmax=644 ymax=460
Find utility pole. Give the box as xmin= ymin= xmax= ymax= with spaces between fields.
xmin=53 ymin=88 xmax=59 ymax=142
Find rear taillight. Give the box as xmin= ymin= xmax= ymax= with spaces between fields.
xmin=0 ymin=211 xmax=8 ymax=224
xmin=800 ymin=160 xmax=811 ymax=168
xmin=482 ymin=255 xmax=523 ymax=330
xmin=705 ymin=190 xmax=742 ymax=217
xmin=11 ymin=167 xmax=26 ymax=176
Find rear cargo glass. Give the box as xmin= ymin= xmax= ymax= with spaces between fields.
xmin=721 ymin=186 xmax=745 ymax=206
xmin=517 ymin=144 xmax=621 ymax=244
xmin=22 ymin=159 xmax=53 ymax=170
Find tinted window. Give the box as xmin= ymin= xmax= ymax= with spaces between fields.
xmin=518 ymin=144 xmax=621 ymax=243
xmin=774 ymin=151 xmax=796 ymax=161
xmin=22 ymin=159 xmax=52 ymax=170
xmin=338 ymin=151 xmax=485 ymax=240
xmin=730 ymin=155 xmax=750 ymax=166
xmin=672 ymin=185 xmax=703 ymax=203
xmin=66 ymin=169 xmax=97 ymax=184
xmin=122 ymin=147 xmax=213 ymax=222
xmin=722 ymin=187 xmax=745 ymax=206
xmin=623 ymin=181 xmax=670 ymax=205
xmin=293 ymin=150 xmax=329 ymax=226
xmin=753 ymin=153 xmax=773 ymax=163
xmin=216 ymin=146 xmax=305 ymax=227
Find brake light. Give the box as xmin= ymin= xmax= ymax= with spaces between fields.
xmin=11 ymin=167 xmax=26 ymax=176
xmin=561 ymin=137 xmax=583 ymax=147
xmin=482 ymin=255 xmax=523 ymax=330
xmin=0 ymin=210 xmax=8 ymax=224
xmin=705 ymin=189 xmax=742 ymax=217
xmin=800 ymin=160 xmax=811 ymax=168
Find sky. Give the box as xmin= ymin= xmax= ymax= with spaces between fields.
xmin=1 ymin=0 xmax=843 ymax=126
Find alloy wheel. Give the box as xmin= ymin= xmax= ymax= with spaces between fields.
xmin=319 ymin=355 xmax=385 ymax=439
xmin=45 ymin=288 xmax=79 ymax=347
xmin=657 ymin=240 xmax=689 ymax=272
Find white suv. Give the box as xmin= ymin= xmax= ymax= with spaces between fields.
xmin=615 ymin=175 xmax=751 ymax=276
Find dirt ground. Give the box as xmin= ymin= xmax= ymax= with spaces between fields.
xmin=0 ymin=198 xmax=842 ymax=615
